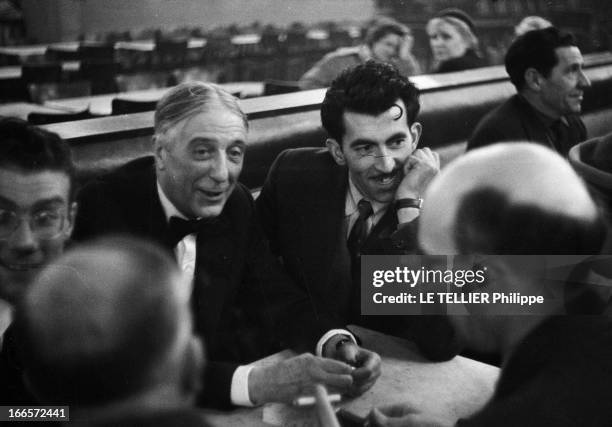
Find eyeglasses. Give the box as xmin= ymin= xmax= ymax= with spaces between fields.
xmin=0 ymin=208 xmax=68 ymax=240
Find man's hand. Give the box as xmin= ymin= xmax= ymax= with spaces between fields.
xmin=398 ymin=33 xmax=415 ymax=60
xmin=322 ymin=337 xmax=382 ymax=397
xmin=395 ymin=148 xmax=440 ymax=200
xmin=369 ymin=404 xmax=452 ymax=427
xmin=248 ymin=353 xmax=354 ymax=405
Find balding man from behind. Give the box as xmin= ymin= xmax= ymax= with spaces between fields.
xmin=15 ymin=236 xmax=209 ymax=426
xmin=370 ymin=143 xmax=612 ymax=426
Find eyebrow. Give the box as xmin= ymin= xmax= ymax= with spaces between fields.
xmin=348 ymin=132 xmax=408 ymax=149
xmin=0 ymin=196 xmax=66 ymax=210
xmin=348 ymin=138 xmax=377 ymax=149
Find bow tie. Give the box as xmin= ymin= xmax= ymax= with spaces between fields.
xmin=167 ymin=216 xmax=205 ymax=248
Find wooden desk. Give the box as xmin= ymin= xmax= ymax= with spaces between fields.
xmin=115 ymin=38 xmax=207 ymax=52
xmin=0 ymin=102 xmax=74 ymax=120
xmin=0 ymin=42 xmax=80 ymax=64
xmin=0 ymin=61 xmax=80 ymax=82
xmin=44 ymin=82 xmax=265 ymax=115
xmin=201 ymin=326 xmax=499 ymax=426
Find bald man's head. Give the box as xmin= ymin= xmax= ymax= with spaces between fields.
xmin=419 ymin=143 xmax=604 ymax=255
xmin=16 ymin=236 xmax=200 ymax=406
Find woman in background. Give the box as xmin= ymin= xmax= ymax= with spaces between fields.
xmin=426 ymin=8 xmax=485 ymax=73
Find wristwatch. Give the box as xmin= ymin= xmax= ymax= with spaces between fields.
xmin=395 ymin=197 xmax=423 ymax=210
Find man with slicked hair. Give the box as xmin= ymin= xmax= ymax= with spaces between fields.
xmin=370 ymin=143 xmax=612 ymax=427
xmin=74 ymin=82 xmax=379 ymax=408
xmin=16 ymin=236 xmax=210 ymax=425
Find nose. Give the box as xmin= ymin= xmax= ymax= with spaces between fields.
xmin=209 ymin=151 xmax=230 ymax=183
xmin=374 ymin=148 xmax=396 ymax=173
xmin=578 ymin=69 xmax=591 ymax=88
xmin=10 ymin=219 xmax=38 ymax=253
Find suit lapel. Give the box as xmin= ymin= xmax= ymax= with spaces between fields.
xmin=139 ymin=161 xmax=169 ymax=250
xmin=193 ymin=220 xmax=234 ymax=339
xmin=299 ymin=160 xmax=348 ymax=291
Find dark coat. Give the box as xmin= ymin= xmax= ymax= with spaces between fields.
xmin=468 ymin=94 xmax=587 ymax=156
xmin=433 ymin=49 xmax=486 ymax=74
xmin=458 ymin=316 xmax=612 ymax=426
xmin=73 ymin=156 xmax=334 ymax=408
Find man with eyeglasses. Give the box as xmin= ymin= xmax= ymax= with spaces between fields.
xmin=257 ymin=62 xmax=458 ymax=360
xmin=0 ymin=117 xmax=76 ymax=403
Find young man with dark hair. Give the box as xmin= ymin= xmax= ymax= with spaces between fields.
xmin=299 ymin=19 xmax=421 ymax=90
xmin=0 ymin=117 xmax=77 ymax=403
xmin=468 ymin=27 xmax=591 ymax=156
xmin=257 ymin=62 xmax=454 ymax=359
xmin=370 ymin=143 xmax=612 ymax=427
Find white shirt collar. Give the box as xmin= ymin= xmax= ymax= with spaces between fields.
xmin=345 ymin=176 xmax=388 ymax=218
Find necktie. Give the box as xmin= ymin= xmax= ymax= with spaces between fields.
xmin=550 ymin=119 xmax=573 ymax=157
xmin=347 ymin=199 xmax=373 ymax=259
xmin=167 ymin=216 xmax=203 ymax=248
xmin=348 ymin=199 xmax=373 ymax=320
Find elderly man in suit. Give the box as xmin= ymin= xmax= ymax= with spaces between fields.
xmin=74 ymin=81 xmax=380 ymax=408
xmin=468 ymin=27 xmax=590 ymax=156
xmin=256 ymin=61 xmax=459 ymax=360
xmin=16 ymin=236 xmax=212 ymax=426
xmin=370 ymin=143 xmax=612 ymax=426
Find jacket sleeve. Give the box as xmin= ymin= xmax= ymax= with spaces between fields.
xmin=197 ymin=361 xmax=239 ymax=409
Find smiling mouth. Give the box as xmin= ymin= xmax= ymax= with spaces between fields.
xmin=198 ymin=189 xmax=227 ymax=200
xmin=371 ymin=172 xmax=400 ymax=187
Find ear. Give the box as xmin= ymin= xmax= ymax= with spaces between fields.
xmin=153 ymin=135 xmax=167 ymax=171
xmin=524 ymin=68 xmax=543 ymax=91
xmin=64 ymin=201 xmax=78 ymax=238
xmin=326 ymin=138 xmax=346 ymax=166
xmin=410 ymin=122 xmax=422 ymax=149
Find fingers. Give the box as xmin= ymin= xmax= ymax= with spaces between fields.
xmin=311 ymin=357 xmax=354 ymax=391
xmin=348 ymin=350 xmax=381 ymax=396
xmin=369 ymin=407 xmax=390 ymax=427
xmin=369 ymin=406 xmax=418 ymax=427
xmin=336 ymin=342 xmax=359 ymax=365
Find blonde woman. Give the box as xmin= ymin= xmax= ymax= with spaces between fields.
xmin=426 ymin=8 xmax=485 ymax=73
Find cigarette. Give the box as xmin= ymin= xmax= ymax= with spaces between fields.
xmin=293 ymin=393 xmax=341 ymax=407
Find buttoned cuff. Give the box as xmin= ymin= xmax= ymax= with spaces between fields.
xmin=230 ymin=364 xmax=255 ymax=407
xmin=316 ymin=329 xmax=357 ymax=356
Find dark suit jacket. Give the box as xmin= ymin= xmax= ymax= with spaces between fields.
xmin=256 ymin=148 xmax=461 ymax=360
xmin=458 ymin=316 xmax=612 ymax=426
xmin=468 ymin=94 xmax=587 ymax=156
xmin=73 ymin=156 xmax=334 ymax=408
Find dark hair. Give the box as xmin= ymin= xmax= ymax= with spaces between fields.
xmin=454 ymin=187 xmax=605 ymax=255
xmin=0 ymin=117 xmax=75 ymax=200
xmin=364 ymin=20 xmax=407 ymax=47
xmin=505 ymin=26 xmax=576 ymax=91
xmin=321 ymin=61 xmax=420 ymax=142
xmin=16 ymin=236 xmax=182 ymax=406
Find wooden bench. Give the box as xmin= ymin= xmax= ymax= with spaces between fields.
xmin=40 ymin=52 xmax=612 ymax=189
